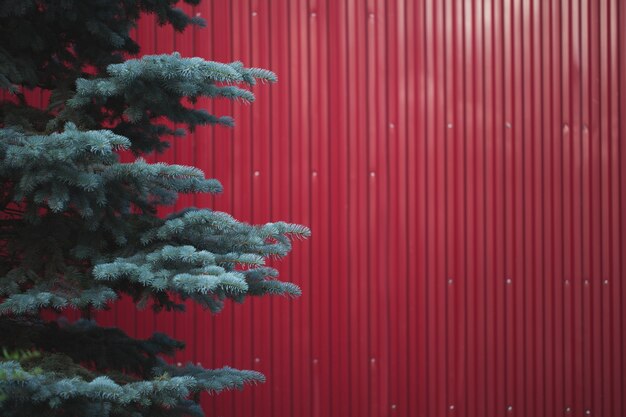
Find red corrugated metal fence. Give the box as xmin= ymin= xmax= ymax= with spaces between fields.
xmin=106 ymin=1 xmax=626 ymax=416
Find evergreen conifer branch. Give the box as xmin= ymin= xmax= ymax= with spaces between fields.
xmin=55 ymin=53 xmax=278 ymax=153
xmin=0 ymin=1 xmax=308 ymax=414
xmin=0 ymin=361 xmax=263 ymax=415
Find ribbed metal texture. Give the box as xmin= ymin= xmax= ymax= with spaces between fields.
xmin=104 ymin=1 xmax=626 ymax=416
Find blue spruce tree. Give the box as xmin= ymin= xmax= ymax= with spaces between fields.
xmin=0 ymin=1 xmax=309 ymax=415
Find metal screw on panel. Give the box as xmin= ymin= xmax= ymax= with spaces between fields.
xmin=312 ymin=171 xmax=318 ymax=177
xmin=177 ymin=362 xmax=182 ymax=367
xmin=255 ymin=358 xmax=261 ymax=363
xmin=505 ymin=122 xmax=512 ymax=129
xmin=564 ymin=279 xmax=570 ymax=285
xmin=313 ymin=358 xmax=318 ymax=364
xmin=252 ymin=11 xmax=257 ymax=16
xmin=507 ymin=405 xmax=513 ymax=412
xmin=506 ymin=278 xmax=512 ymax=285
xmin=447 ymin=123 xmax=453 ymax=129
xmin=254 ymin=171 xmax=260 ymax=177
xmin=563 ymin=123 xmax=569 ymax=133
xmin=584 ymin=280 xmax=589 ymax=286
xmin=310 ymin=12 xmax=317 ymax=17
xmin=565 ymin=407 xmax=571 ymax=413
xmin=370 ymin=358 xmax=376 ymax=363
xmin=604 ymin=280 xmax=609 ymax=285
xmin=449 ymin=405 xmax=455 ymax=411
xmin=369 ymin=13 xmax=375 ymax=19
xmin=448 ymin=279 xmax=453 ymax=285
xmin=389 ymin=123 xmax=395 ymax=129
xmin=370 ymin=172 xmax=376 ymax=177
xmin=585 ymin=410 xmax=591 ymax=415
xmin=197 ymin=362 xmax=202 ymax=366
xmin=391 ymin=404 xmax=397 ymax=410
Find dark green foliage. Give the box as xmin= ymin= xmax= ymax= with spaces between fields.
xmin=0 ymin=0 xmax=203 ymax=91
xmin=0 ymin=1 xmax=308 ymax=416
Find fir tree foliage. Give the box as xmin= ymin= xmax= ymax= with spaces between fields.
xmin=0 ymin=1 xmax=309 ymax=415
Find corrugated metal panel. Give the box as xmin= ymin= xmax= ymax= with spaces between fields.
xmin=121 ymin=1 xmax=626 ymax=416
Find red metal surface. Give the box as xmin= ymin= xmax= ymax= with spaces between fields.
xmin=117 ymin=1 xmax=626 ymax=416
